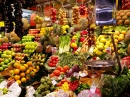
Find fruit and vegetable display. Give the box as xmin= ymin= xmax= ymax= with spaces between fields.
xmin=1 ymin=0 xmax=130 ymax=97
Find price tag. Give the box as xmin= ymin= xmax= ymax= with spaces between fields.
xmin=79 ymin=72 xmax=86 ymax=77
xmin=0 ymin=21 xmax=4 ymax=27
xmin=90 ymin=86 xmax=96 ymax=93
xmin=51 ymin=80 xmax=57 ymax=85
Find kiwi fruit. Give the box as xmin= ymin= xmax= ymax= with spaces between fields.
xmin=124 ymin=20 xmax=130 ymax=25
xmin=122 ymin=15 xmax=128 ymax=20
xmin=126 ymin=12 xmax=130 ymax=17
xmin=120 ymin=13 xmax=125 ymax=17
xmin=117 ymin=20 xmax=123 ymax=25
xmin=116 ymin=16 xmax=121 ymax=20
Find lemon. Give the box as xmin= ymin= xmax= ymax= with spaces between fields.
xmin=100 ymin=38 xmax=107 ymax=43
xmin=93 ymin=48 xmax=98 ymax=53
xmin=106 ymin=41 xmax=111 ymax=46
xmin=72 ymin=35 xmax=77 ymax=40
xmin=96 ymin=50 xmax=102 ymax=56
xmin=99 ymin=35 xmax=105 ymax=39
xmin=96 ymin=41 xmax=99 ymax=45
xmin=98 ymin=45 xmax=104 ymax=50
xmin=121 ymin=31 xmax=126 ymax=34
xmin=104 ymin=45 xmax=109 ymax=49
xmin=70 ymin=43 xmax=77 ymax=48
xmin=114 ymin=35 xmax=119 ymax=39
xmin=114 ymin=31 xmax=120 ymax=35
xmin=103 ymin=49 xmax=106 ymax=53
xmin=99 ymin=43 xmax=104 ymax=46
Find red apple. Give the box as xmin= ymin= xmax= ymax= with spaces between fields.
xmin=79 ymin=37 xmax=86 ymax=42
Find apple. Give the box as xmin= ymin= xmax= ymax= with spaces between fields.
xmin=79 ymin=37 xmax=86 ymax=42
xmin=0 ymin=67 xmax=3 ymax=71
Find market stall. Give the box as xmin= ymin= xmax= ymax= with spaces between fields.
xmin=0 ymin=0 xmax=130 ymax=97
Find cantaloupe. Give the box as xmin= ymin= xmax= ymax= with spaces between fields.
xmin=22 ymin=18 xmax=29 ymax=30
xmin=124 ymin=30 xmax=130 ymax=43
xmin=127 ymin=44 xmax=130 ymax=55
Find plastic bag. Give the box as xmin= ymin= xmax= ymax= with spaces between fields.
xmin=25 ymin=86 xmax=35 ymax=97
xmin=0 ymin=81 xmax=21 ymax=97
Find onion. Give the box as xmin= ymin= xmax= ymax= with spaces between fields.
xmin=72 ymin=65 xmax=80 ymax=72
xmin=66 ymin=68 xmax=73 ymax=77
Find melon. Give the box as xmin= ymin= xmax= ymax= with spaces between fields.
xmin=124 ymin=30 xmax=130 ymax=43
xmin=30 ymin=13 xmax=37 ymax=27
xmin=22 ymin=18 xmax=29 ymax=30
xmin=127 ymin=44 xmax=130 ymax=55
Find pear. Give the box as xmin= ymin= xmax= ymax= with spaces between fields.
xmin=127 ymin=44 xmax=130 ymax=55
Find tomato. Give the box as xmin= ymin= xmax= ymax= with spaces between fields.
xmin=50 ymin=73 xmax=54 ymax=77
xmin=48 ymin=62 xmax=53 ymax=67
xmin=60 ymin=72 xmax=64 ymax=75
xmin=56 ymin=82 xmax=62 ymax=86
xmin=61 ymin=79 xmax=67 ymax=84
xmin=53 ymin=70 xmax=60 ymax=76
xmin=51 ymin=56 xmax=56 ymax=60
xmin=60 ymin=68 xmax=65 ymax=72
xmin=63 ymin=65 xmax=70 ymax=72
xmin=56 ymin=66 xmax=62 ymax=71
xmin=52 ymin=61 xmax=56 ymax=64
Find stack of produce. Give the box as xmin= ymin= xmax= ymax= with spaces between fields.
xmin=30 ymin=53 xmax=46 ymax=66
xmin=122 ymin=0 xmax=130 ymax=10
xmin=21 ymin=36 xmax=35 ymax=43
xmin=23 ymin=42 xmax=38 ymax=54
xmin=116 ymin=10 xmax=130 ymax=25
xmin=9 ymin=61 xmax=40 ymax=85
xmin=34 ymin=77 xmax=55 ymax=96
xmin=0 ymin=50 xmax=15 ymax=72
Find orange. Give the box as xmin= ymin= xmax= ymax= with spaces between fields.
xmin=26 ymin=75 xmax=30 ymax=80
xmin=10 ymin=70 xmax=14 ymax=74
xmin=16 ymin=65 xmax=21 ymax=69
xmin=28 ymin=67 xmax=33 ymax=71
xmin=27 ymin=61 xmax=32 ymax=66
xmin=14 ymin=69 xmax=20 ymax=75
xmin=14 ymin=75 xmax=20 ymax=80
xmin=20 ymin=72 xmax=25 ymax=77
xmin=21 ymin=77 xmax=26 ymax=83
xmin=33 ymin=69 xmax=37 ymax=73
xmin=13 ymin=63 xmax=20 ymax=68
xmin=16 ymin=80 xmax=21 ymax=85
xmin=25 ymin=70 xmax=30 ymax=75
xmin=24 ymin=64 xmax=28 ymax=68
xmin=20 ymin=66 xmax=26 ymax=72
xmin=36 ymin=66 xmax=40 ymax=71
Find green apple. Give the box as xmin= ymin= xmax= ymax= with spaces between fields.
xmin=2 ymin=65 xmax=8 ymax=69
xmin=0 ymin=62 xmax=4 ymax=66
xmin=0 ymin=67 xmax=3 ymax=71
xmin=4 ymin=59 xmax=9 ymax=65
